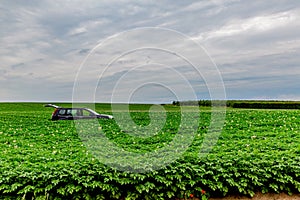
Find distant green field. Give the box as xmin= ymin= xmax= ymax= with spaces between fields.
xmin=0 ymin=103 xmax=299 ymax=199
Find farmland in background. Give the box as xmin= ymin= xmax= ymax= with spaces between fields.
xmin=173 ymin=100 xmax=300 ymax=109
xmin=0 ymin=102 xmax=299 ymax=199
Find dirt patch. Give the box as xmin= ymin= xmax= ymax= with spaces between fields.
xmin=209 ymin=192 xmax=300 ymax=200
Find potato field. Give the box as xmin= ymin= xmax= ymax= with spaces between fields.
xmin=0 ymin=103 xmax=299 ymax=200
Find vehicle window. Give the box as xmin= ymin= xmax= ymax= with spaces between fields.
xmin=74 ymin=109 xmax=82 ymax=116
xmin=66 ymin=109 xmax=72 ymax=115
xmin=58 ymin=109 xmax=66 ymax=115
xmin=83 ymin=110 xmax=93 ymax=116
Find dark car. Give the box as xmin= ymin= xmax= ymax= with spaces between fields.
xmin=45 ymin=104 xmax=113 ymax=120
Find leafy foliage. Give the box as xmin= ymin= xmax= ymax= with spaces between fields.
xmin=0 ymin=103 xmax=299 ymax=199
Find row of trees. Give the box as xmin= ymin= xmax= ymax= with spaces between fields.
xmin=172 ymin=100 xmax=300 ymax=109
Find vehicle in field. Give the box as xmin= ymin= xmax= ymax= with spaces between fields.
xmin=44 ymin=104 xmax=113 ymax=120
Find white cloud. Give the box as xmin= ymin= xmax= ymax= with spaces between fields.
xmin=193 ymin=10 xmax=298 ymax=41
xmin=68 ymin=26 xmax=88 ymax=36
xmin=0 ymin=0 xmax=300 ymax=102
xmin=276 ymin=94 xmax=300 ymax=101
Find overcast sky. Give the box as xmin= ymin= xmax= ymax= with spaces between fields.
xmin=1 ymin=0 xmax=300 ymax=103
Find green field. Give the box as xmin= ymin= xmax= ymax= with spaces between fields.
xmin=0 ymin=103 xmax=299 ymax=199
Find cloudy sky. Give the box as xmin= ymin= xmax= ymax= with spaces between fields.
xmin=1 ymin=0 xmax=300 ymax=103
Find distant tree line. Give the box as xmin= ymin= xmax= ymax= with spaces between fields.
xmin=172 ymin=100 xmax=300 ymax=109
